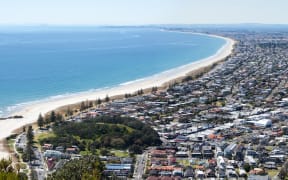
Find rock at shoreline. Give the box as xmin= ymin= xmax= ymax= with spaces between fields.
xmin=0 ymin=115 xmax=23 ymax=120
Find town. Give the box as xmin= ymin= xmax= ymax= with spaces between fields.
xmin=9 ymin=28 xmax=288 ymax=180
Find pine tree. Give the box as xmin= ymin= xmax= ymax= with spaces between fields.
xmin=25 ymin=126 xmax=34 ymax=162
xmin=50 ymin=111 xmax=56 ymax=123
xmin=37 ymin=113 xmax=44 ymax=128
xmin=26 ymin=126 xmax=34 ymax=144
xmin=80 ymin=101 xmax=86 ymax=111
xmin=97 ymin=98 xmax=102 ymax=105
xmin=151 ymin=86 xmax=158 ymax=93
xmin=56 ymin=113 xmax=63 ymax=122
xmin=105 ymin=95 xmax=110 ymax=102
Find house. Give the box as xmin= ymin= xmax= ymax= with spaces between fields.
xmin=175 ymin=151 xmax=188 ymax=158
xmin=227 ymin=170 xmax=238 ymax=179
xmin=149 ymin=170 xmax=158 ymax=176
xmin=66 ymin=147 xmax=78 ymax=154
xmin=255 ymin=119 xmax=272 ymax=128
xmin=224 ymin=143 xmax=237 ymax=159
xmin=246 ymin=156 xmax=257 ymax=167
xmin=195 ymin=170 xmax=205 ymax=179
xmin=55 ymin=146 xmax=64 ymax=152
xmin=264 ymin=162 xmax=277 ymax=169
xmin=174 ymin=135 xmax=189 ymax=142
xmin=238 ymin=169 xmax=247 ymax=178
xmin=247 ymin=119 xmax=272 ymax=128
xmin=172 ymin=167 xmax=183 ymax=177
xmin=246 ymin=150 xmax=258 ymax=158
xmin=104 ymin=164 xmax=132 ymax=177
xmin=44 ymin=150 xmax=62 ymax=159
xmin=205 ymin=169 xmax=216 ymax=178
xmin=202 ymin=146 xmax=214 ymax=159
xmin=217 ymin=156 xmax=226 ymax=169
xmin=42 ymin=144 xmax=53 ymax=151
xmin=216 ymin=146 xmax=224 ymax=157
xmin=151 ymin=150 xmax=167 ymax=158
xmin=248 ymin=175 xmax=270 ymax=180
xmin=191 ymin=151 xmax=202 ymax=158
xmin=121 ymin=157 xmax=133 ymax=164
xmin=184 ymin=166 xmax=194 ymax=178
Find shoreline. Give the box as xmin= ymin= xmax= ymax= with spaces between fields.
xmin=0 ymin=33 xmax=235 ymax=159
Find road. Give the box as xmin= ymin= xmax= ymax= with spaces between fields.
xmin=133 ymin=150 xmax=149 ymax=179
xmin=15 ymin=131 xmax=48 ymax=180
xmin=32 ymin=148 xmax=47 ymax=180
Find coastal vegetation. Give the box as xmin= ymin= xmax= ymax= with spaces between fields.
xmin=22 ymin=126 xmax=35 ymax=162
xmin=39 ymin=116 xmax=162 ymax=154
xmin=0 ymin=158 xmax=27 ymax=180
xmin=47 ymin=155 xmax=104 ymax=180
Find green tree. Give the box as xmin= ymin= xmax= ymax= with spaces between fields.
xmin=44 ymin=114 xmax=50 ymax=124
xmin=96 ymin=98 xmax=102 ymax=105
xmin=37 ymin=113 xmax=44 ymax=128
xmin=151 ymin=86 xmax=158 ymax=93
xmin=47 ymin=156 xmax=104 ymax=180
xmin=100 ymin=148 xmax=109 ymax=156
xmin=243 ymin=163 xmax=251 ymax=173
xmin=129 ymin=144 xmax=143 ymax=154
xmin=105 ymin=95 xmax=110 ymax=102
xmin=24 ymin=126 xmax=35 ymax=162
xmin=56 ymin=113 xmax=63 ymax=122
xmin=80 ymin=101 xmax=86 ymax=111
xmin=0 ymin=158 xmax=28 ymax=180
xmin=26 ymin=126 xmax=34 ymax=144
xmin=89 ymin=101 xmax=93 ymax=108
xmin=66 ymin=107 xmax=73 ymax=117
xmin=137 ymin=89 xmax=144 ymax=95
xmin=50 ymin=111 xmax=56 ymax=123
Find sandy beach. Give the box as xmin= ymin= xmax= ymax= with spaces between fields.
xmin=0 ymin=34 xmax=235 ymax=158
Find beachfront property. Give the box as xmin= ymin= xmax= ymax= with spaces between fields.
xmin=3 ymin=28 xmax=288 ymax=179
xmin=31 ymin=29 xmax=288 ymax=179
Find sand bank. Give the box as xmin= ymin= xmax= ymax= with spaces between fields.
xmin=0 ymin=34 xmax=235 ymax=158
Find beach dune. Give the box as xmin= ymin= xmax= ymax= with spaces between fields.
xmin=0 ymin=34 xmax=235 ymax=158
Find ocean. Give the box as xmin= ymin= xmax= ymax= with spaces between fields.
xmin=0 ymin=27 xmax=226 ymax=117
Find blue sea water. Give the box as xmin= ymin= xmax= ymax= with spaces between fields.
xmin=0 ymin=27 xmax=226 ymax=117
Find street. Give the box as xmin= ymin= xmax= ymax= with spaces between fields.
xmin=133 ymin=150 xmax=148 ymax=179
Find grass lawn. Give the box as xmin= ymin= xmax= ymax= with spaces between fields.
xmin=20 ymin=163 xmax=27 ymax=169
xmin=35 ymin=132 xmax=56 ymax=142
xmin=110 ymin=150 xmax=129 ymax=157
xmin=34 ymin=131 xmax=56 ymax=148
xmin=22 ymin=169 xmax=29 ymax=174
xmin=265 ymin=146 xmax=274 ymax=151
xmin=177 ymin=159 xmax=190 ymax=167
xmin=267 ymin=169 xmax=279 ymax=177
xmin=8 ymin=139 xmax=15 ymax=151
xmin=80 ymin=150 xmax=93 ymax=156
xmin=95 ymin=123 xmax=134 ymax=133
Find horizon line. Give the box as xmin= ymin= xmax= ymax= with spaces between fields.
xmin=0 ymin=23 xmax=288 ymax=27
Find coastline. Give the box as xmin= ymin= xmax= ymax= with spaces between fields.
xmin=0 ymin=33 xmax=235 ymax=158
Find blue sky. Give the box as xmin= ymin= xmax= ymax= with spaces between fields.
xmin=0 ymin=0 xmax=287 ymax=25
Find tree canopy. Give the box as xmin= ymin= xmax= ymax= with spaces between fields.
xmin=47 ymin=156 xmax=104 ymax=180
xmin=0 ymin=158 xmax=27 ymax=180
xmin=40 ymin=116 xmax=162 ymax=153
